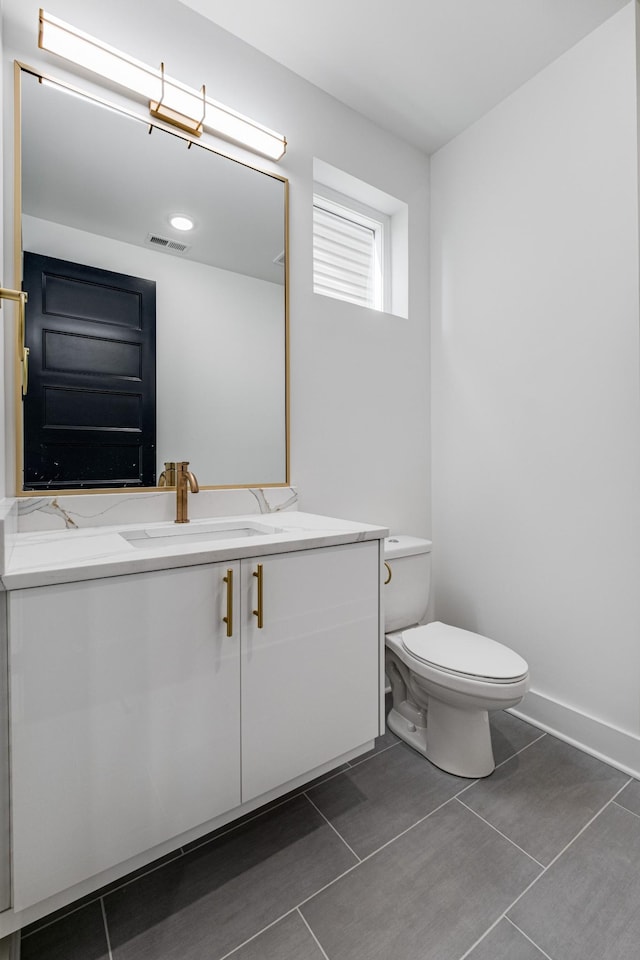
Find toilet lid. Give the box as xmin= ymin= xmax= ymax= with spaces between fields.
xmin=401 ymin=622 xmax=528 ymax=682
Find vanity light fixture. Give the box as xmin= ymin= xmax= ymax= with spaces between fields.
xmin=169 ymin=215 xmax=194 ymax=232
xmin=38 ymin=10 xmax=287 ymax=160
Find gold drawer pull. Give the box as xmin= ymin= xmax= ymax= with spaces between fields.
xmin=384 ymin=561 xmax=392 ymax=585
xmin=223 ymin=568 xmax=233 ymax=637
xmin=253 ymin=563 xmax=264 ymax=628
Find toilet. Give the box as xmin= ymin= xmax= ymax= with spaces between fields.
xmin=384 ymin=536 xmax=529 ymax=778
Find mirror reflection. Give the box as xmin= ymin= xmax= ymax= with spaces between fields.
xmin=19 ymin=68 xmax=288 ymax=491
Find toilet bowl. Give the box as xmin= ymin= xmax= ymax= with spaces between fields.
xmin=384 ymin=537 xmax=529 ymax=778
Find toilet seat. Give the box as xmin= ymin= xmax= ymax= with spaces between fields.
xmin=401 ymin=621 xmax=528 ymax=684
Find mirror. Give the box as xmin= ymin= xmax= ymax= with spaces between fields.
xmin=16 ymin=65 xmax=288 ymax=491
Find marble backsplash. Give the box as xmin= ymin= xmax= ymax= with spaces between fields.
xmin=0 ymin=499 xmax=18 ymax=578
xmin=14 ymin=486 xmax=298 ymax=533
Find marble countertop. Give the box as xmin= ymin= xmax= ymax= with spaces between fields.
xmin=1 ymin=512 xmax=388 ymax=590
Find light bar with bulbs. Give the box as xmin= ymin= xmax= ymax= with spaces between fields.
xmin=38 ymin=9 xmax=287 ymax=161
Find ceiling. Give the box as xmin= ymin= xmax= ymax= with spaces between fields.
xmin=178 ymin=0 xmax=629 ymax=154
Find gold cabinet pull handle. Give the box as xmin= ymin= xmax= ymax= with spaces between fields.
xmin=384 ymin=561 xmax=392 ymax=585
xmin=223 ymin=568 xmax=233 ymax=638
xmin=252 ymin=563 xmax=264 ymax=628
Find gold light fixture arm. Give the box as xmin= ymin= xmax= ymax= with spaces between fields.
xmin=149 ymin=62 xmax=206 ymax=137
xmin=0 ymin=287 xmax=29 ymax=397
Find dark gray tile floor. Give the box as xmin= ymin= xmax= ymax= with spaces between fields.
xmin=20 ymin=710 xmax=639 ymax=960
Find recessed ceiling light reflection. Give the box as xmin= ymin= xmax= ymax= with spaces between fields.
xmin=169 ymin=215 xmax=194 ymax=231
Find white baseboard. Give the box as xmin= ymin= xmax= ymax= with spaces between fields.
xmin=510 ymin=689 xmax=640 ymax=779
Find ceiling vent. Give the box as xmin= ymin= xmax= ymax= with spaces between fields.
xmin=145 ymin=233 xmax=191 ymax=254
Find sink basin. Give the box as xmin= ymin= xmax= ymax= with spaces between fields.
xmin=121 ymin=519 xmax=283 ymax=550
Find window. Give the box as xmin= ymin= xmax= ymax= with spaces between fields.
xmin=312 ymin=159 xmax=408 ymax=318
xmin=313 ymin=188 xmax=389 ymax=311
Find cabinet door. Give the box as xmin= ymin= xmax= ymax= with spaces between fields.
xmin=241 ymin=541 xmax=380 ymax=801
xmin=9 ymin=562 xmax=240 ymax=910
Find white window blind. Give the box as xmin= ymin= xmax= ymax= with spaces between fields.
xmin=313 ymin=194 xmax=383 ymax=309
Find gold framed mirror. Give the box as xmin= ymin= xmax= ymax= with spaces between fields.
xmin=13 ymin=62 xmax=289 ymax=494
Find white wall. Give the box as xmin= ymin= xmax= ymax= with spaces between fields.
xmin=431 ymin=2 xmax=640 ymax=771
xmin=0 ymin=0 xmax=5 ymax=502
xmin=1 ymin=0 xmax=430 ymax=534
xmin=22 ymin=216 xmax=286 ymax=486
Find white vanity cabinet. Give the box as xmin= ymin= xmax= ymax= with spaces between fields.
xmin=7 ymin=539 xmax=380 ymax=912
xmin=9 ymin=561 xmax=242 ymax=910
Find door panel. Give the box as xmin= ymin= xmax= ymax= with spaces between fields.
xmin=22 ymin=252 xmax=156 ymax=489
xmin=43 ymin=272 xmax=143 ymax=328
xmin=43 ymin=329 xmax=142 ymax=379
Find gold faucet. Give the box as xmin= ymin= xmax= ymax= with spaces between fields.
xmin=158 ymin=462 xmax=177 ymax=487
xmin=175 ymin=461 xmax=199 ymax=523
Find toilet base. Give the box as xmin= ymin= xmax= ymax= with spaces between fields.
xmin=387 ymin=706 xmax=429 ymax=758
xmin=388 ymin=698 xmax=495 ymax=779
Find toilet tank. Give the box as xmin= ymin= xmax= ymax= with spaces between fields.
xmin=383 ymin=536 xmax=432 ymax=632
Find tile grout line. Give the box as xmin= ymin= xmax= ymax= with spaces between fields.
xmin=297 ymin=908 xmax=332 ymax=960
xmin=494 ymin=731 xmax=547 ymax=769
xmin=456 ymin=914 xmax=504 ymax=960
xmin=208 ymin=792 xmax=481 ymax=958
xmin=20 ymin=851 xmax=185 ymax=939
xmin=17 ymin=728 xmax=568 ymax=953
xmin=446 ymin=729 xmax=549 ymax=826
xmin=612 ymin=799 xmax=640 ymax=821
xmin=21 ymin=899 xmax=99 ymax=940
xmin=303 ymin=793 xmax=362 ymax=863
xmin=209 ymin=794 xmax=476 ymax=958
xmin=216 ymin=908 xmax=297 ymax=960
xmin=456 ymin=776 xmax=633 ymax=960
xmin=20 ymin=755 xmax=369 ymax=943
xmin=505 ymin=915 xmax=556 ymax=959
xmin=346 ymin=739 xmax=400 ymax=769
xmin=297 ymin=792 xmax=462 ymax=913
xmin=455 ymin=798 xmax=545 ymax=868
xmin=100 ymin=897 xmax=114 ymax=960
xmin=488 ymin=777 xmax=635 ymax=931
xmin=526 ymin=776 xmax=633 ymax=878
xmin=184 ymin=766 xmax=353 ymax=856
xmin=358 ymin=794 xmax=461 ymax=864
xmin=456 ymin=911 xmax=555 ymax=960
xmin=451 ymin=778 xmax=479 ymax=797
xmin=22 ymin=724 xmax=506 ymax=945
